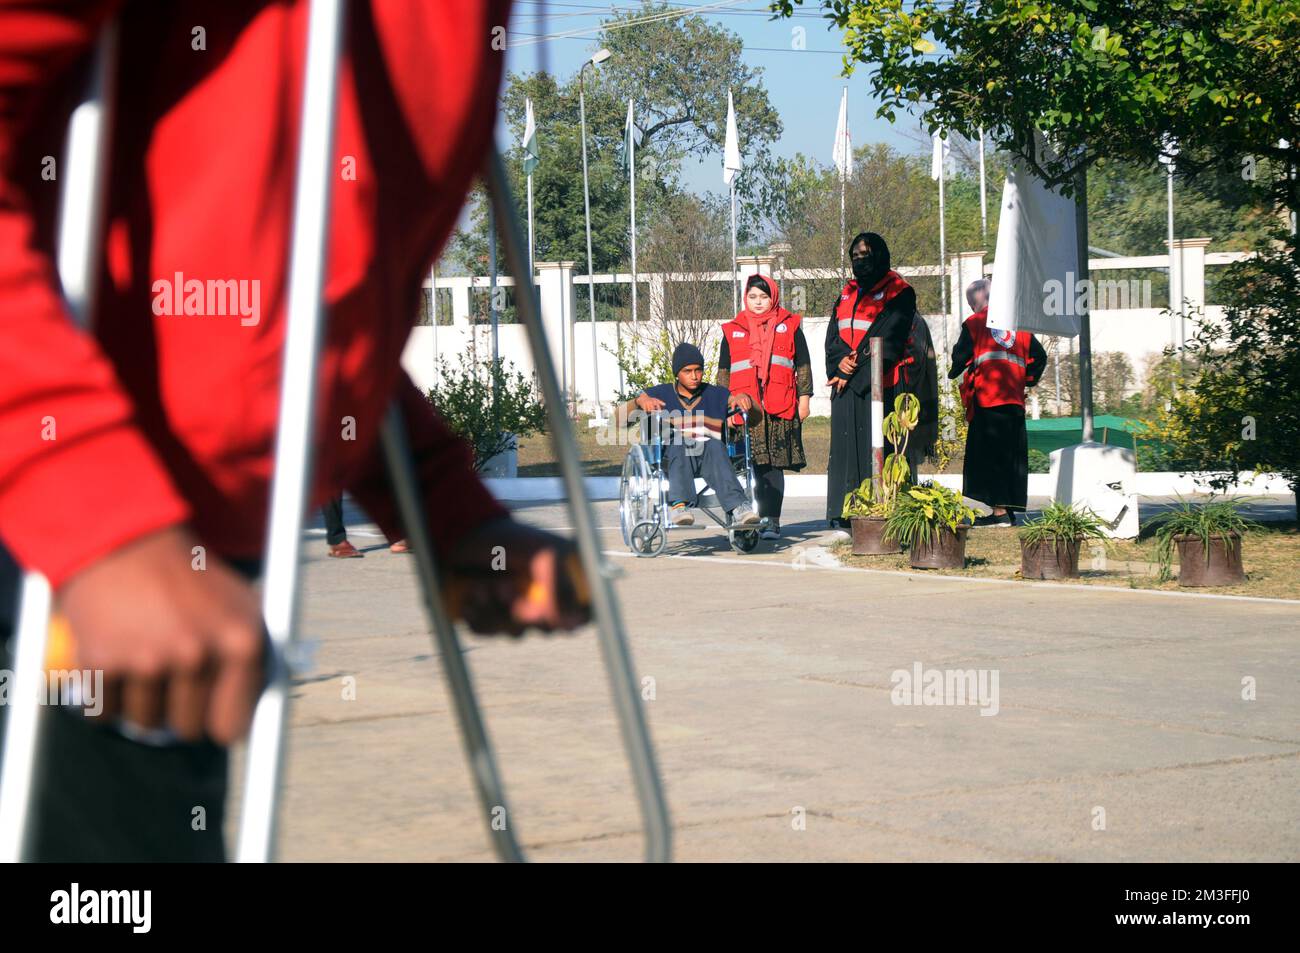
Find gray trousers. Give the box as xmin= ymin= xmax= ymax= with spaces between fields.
xmin=664 ymin=439 xmax=748 ymax=512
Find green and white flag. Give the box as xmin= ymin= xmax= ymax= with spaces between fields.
xmin=522 ymin=98 xmax=539 ymax=176
xmin=623 ymin=99 xmax=641 ymax=171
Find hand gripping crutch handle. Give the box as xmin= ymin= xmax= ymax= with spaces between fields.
xmin=482 ymin=149 xmax=672 ymax=862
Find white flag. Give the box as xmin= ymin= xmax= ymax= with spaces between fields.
xmin=930 ymin=131 xmax=949 ymax=181
xmin=832 ymin=87 xmax=852 ymax=180
xmin=723 ymin=89 xmax=742 ymax=187
xmin=522 ymin=98 xmax=539 ymax=176
xmin=987 ymin=132 xmax=1082 ymax=337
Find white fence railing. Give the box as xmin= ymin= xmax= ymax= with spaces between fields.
xmin=404 ymin=240 xmax=1249 ymax=418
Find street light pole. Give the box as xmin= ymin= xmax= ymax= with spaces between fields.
xmin=579 ymin=49 xmax=611 ymax=425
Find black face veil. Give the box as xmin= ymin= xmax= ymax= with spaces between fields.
xmin=849 ymin=231 xmax=891 ymax=289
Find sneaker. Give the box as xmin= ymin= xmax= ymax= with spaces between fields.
xmin=730 ymin=505 xmax=760 ymax=526
xmin=973 ymin=512 xmax=1013 ymax=528
xmin=760 ymin=520 xmax=781 ymax=540
xmin=670 ymin=502 xmax=695 ymax=526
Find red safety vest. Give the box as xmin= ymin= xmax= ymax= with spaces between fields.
xmin=834 ymin=271 xmax=913 ymax=387
xmin=963 ymin=309 xmax=1031 ymax=412
xmin=722 ymin=312 xmax=801 ymax=419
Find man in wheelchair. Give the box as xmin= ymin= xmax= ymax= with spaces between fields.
xmin=619 ymin=343 xmax=761 ymax=529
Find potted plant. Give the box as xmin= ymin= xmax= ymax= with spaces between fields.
xmin=884 ymin=480 xmax=977 ymax=570
xmin=841 ymin=394 xmax=920 ymax=555
xmin=1018 ymin=502 xmax=1109 ymax=579
xmin=1150 ymin=497 xmax=1260 ymax=587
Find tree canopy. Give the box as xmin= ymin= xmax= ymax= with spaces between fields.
xmin=772 ymin=0 xmax=1300 ymax=211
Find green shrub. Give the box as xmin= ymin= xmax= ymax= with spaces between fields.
xmin=1027 ymin=449 xmax=1051 ymax=474
xmin=425 ymin=357 xmax=548 ymax=470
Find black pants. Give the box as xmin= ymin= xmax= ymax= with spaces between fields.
xmin=0 ymin=547 xmax=257 ymax=862
xmin=754 ymin=464 xmax=786 ymax=521
xmin=322 ymin=495 xmax=347 ymax=545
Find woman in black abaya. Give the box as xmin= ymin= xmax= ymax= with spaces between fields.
xmin=825 ymin=232 xmax=937 ymax=527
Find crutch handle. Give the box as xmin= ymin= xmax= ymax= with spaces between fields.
xmin=441 ymin=551 xmax=590 ymax=622
xmin=44 ymin=614 xmax=76 ymax=672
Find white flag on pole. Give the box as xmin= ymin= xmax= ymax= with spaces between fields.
xmin=723 ymin=89 xmax=742 ymax=186
xmin=832 ymin=87 xmax=852 ymax=180
xmin=987 ymin=136 xmax=1082 ymax=337
xmin=930 ymin=130 xmax=949 ymax=181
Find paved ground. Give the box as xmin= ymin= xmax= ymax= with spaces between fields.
xmin=228 ymin=497 xmax=1300 ymax=861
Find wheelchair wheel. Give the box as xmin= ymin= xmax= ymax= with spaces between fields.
xmin=631 ymin=519 xmax=667 ymax=557
xmin=619 ymin=445 xmax=655 ymax=551
xmin=729 ymin=529 xmax=760 ymax=554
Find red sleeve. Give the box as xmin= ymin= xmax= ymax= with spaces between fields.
xmin=346 ymin=373 xmax=508 ymax=558
xmin=0 ymin=1 xmax=191 ymax=590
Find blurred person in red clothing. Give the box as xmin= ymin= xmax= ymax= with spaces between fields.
xmin=0 ymin=0 xmax=581 ymax=860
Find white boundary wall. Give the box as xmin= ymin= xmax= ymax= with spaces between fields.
xmin=403 ymin=241 xmax=1248 ymax=419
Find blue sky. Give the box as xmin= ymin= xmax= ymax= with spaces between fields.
xmin=500 ymin=0 xmax=931 ymax=198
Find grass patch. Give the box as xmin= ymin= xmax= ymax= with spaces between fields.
xmin=834 ymin=521 xmax=1300 ymax=600
xmin=517 ymin=415 xmax=962 ymax=477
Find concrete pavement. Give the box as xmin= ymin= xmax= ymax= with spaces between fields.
xmin=228 ymin=498 xmax=1300 ymax=861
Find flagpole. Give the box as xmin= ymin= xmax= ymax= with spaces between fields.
xmin=724 ymin=89 xmax=741 ymax=313
xmin=629 ymin=100 xmax=638 ymax=332
xmin=579 ymin=55 xmax=605 ymax=425
xmin=430 ymin=262 xmax=439 ymax=387
xmin=526 ymin=172 xmax=534 ymax=277
xmin=937 ymin=140 xmax=948 ymax=358
xmin=979 ymin=127 xmax=988 ymax=244
xmin=731 ymin=185 xmax=738 ymax=312
xmin=839 ymin=87 xmax=847 ymax=280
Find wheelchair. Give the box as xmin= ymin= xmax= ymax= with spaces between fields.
xmin=619 ymin=408 xmax=768 ymax=557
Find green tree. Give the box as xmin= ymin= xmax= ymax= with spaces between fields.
xmin=1144 ymin=239 xmax=1300 ymax=511
xmin=772 ymin=0 xmax=1299 ymax=215
xmin=453 ymin=2 xmax=783 ymax=275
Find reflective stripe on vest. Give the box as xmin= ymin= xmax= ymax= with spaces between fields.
xmin=771 ymin=355 xmax=795 ymax=369
xmin=838 ymin=317 xmax=871 ymax=331
xmin=972 ymin=350 xmax=1026 ymax=368
xmin=730 ymin=359 xmax=753 ymax=372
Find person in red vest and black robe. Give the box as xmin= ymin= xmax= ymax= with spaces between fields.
xmin=949 ymin=278 xmax=1048 ymax=526
xmin=825 ymin=232 xmax=938 ymax=529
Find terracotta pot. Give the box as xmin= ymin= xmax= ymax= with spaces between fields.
xmin=909 ymin=525 xmax=968 ymax=569
xmin=1020 ymin=538 xmax=1081 ymax=579
xmin=1175 ymin=533 xmax=1245 ymax=587
xmin=850 ymin=517 xmax=901 ymax=555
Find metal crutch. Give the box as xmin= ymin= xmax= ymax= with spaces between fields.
xmin=0 ymin=0 xmax=344 ymax=866
xmin=374 ymin=150 xmax=672 ymax=863
xmin=0 ymin=21 xmax=120 ymax=864
xmin=235 ymin=0 xmax=347 ymax=863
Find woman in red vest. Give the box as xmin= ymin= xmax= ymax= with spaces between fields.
xmin=825 ymin=232 xmax=938 ymax=529
xmin=950 ymin=279 xmax=1048 ymax=526
xmin=717 ymin=274 xmax=813 ymax=539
